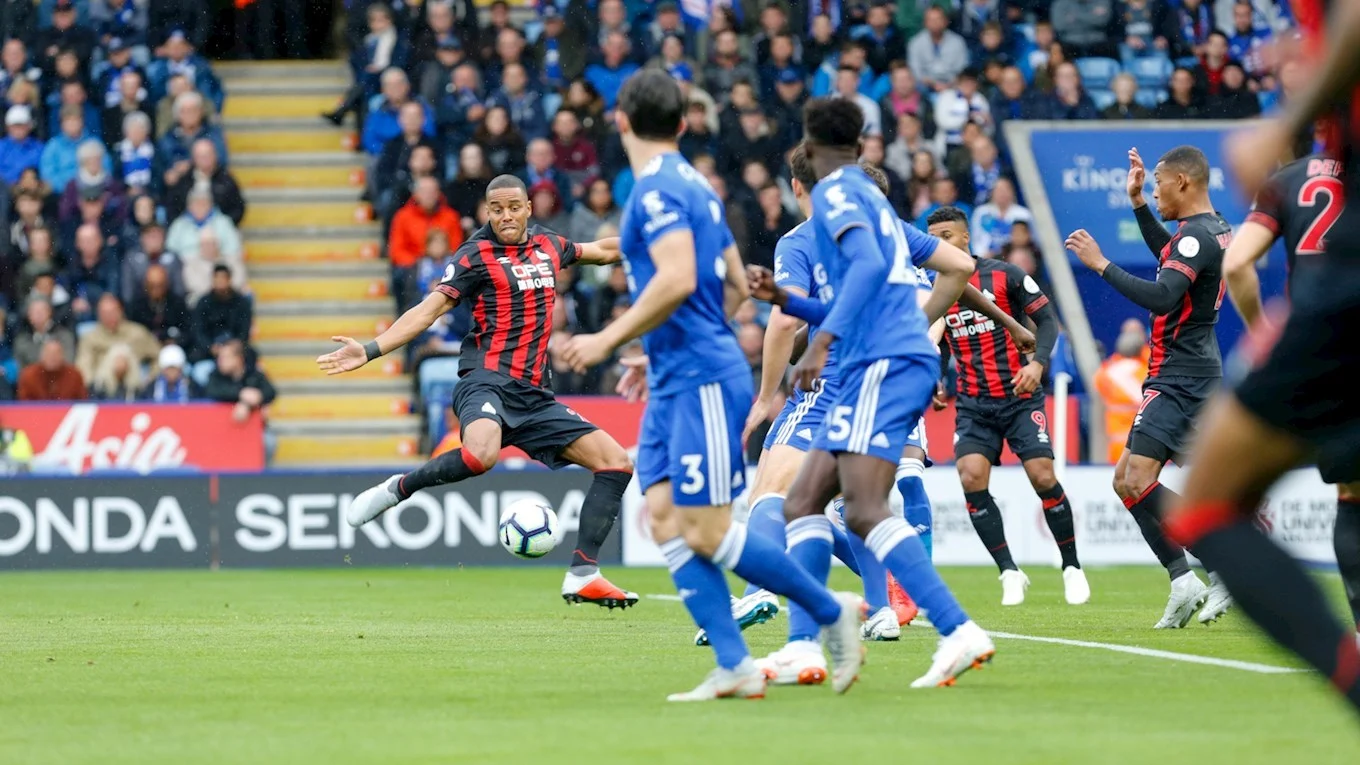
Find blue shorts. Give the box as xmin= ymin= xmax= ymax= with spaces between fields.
xmin=762 ymin=376 xmax=839 ymax=453
xmin=812 ymin=355 xmax=937 ymax=464
xmin=637 ymin=370 xmax=752 ymax=507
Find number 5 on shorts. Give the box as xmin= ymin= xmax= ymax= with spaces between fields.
xmin=827 ymin=406 xmax=854 ymax=442
xmin=679 ymin=454 xmax=705 ymax=494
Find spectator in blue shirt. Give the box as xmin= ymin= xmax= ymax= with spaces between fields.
xmin=46 ymin=80 xmax=100 ymax=139
xmin=434 ymin=62 xmax=485 ymax=155
xmin=1176 ymin=0 xmax=1215 ymax=58
xmin=812 ymin=42 xmax=888 ymax=101
xmin=0 ymin=105 xmax=45 ymax=185
xmin=361 ymin=67 xmax=434 ymax=156
xmin=757 ymin=34 xmax=802 ymax=103
xmin=41 ymin=104 xmax=108 ymax=192
xmin=144 ymin=29 xmax=222 ymax=111
xmin=92 ymin=37 xmax=143 ymax=110
xmin=488 ymin=62 xmax=547 ymax=141
xmin=915 ymin=176 xmax=973 ymax=232
xmin=850 ymin=1 xmax=901 ymax=76
xmin=585 ymin=32 xmax=639 ymax=110
xmin=1226 ymin=0 xmax=1275 ymax=88
xmin=519 ymin=138 xmax=572 ymax=211
xmin=157 ymin=90 xmax=226 ymax=186
xmin=325 ymin=2 xmax=409 ymax=127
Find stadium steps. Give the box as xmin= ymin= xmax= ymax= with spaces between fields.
xmin=227 ymin=61 xmax=415 ymax=468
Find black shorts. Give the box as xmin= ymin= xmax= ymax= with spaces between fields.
xmin=1126 ymin=375 xmax=1217 ymax=465
xmin=954 ymin=394 xmax=1054 ymax=465
xmin=452 ymin=369 xmax=599 ymax=469
xmin=1235 ymin=262 xmax=1360 ymax=485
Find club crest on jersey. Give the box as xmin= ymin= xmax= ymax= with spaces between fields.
xmin=535 ymin=249 xmax=552 ymax=261
xmin=1177 ymin=237 xmax=1200 ymax=258
xmin=641 ymin=190 xmax=679 ymax=234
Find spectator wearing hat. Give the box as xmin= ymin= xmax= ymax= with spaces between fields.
xmin=76 ymin=292 xmax=158 ymax=382
xmin=127 ymin=261 xmax=190 ymax=346
xmin=168 ymin=187 xmax=244 ymax=302
xmin=41 ymin=105 xmax=107 ymax=193
xmin=37 ymin=0 xmax=96 ymax=78
xmin=850 ymin=1 xmax=902 ymax=77
xmin=101 ymin=67 xmax=153 ymax=147
xmin=158 ymin=89 xmax=225 ymax=186
xmin=585 ymin=31 xmax=640 ymax=110
xmin=488 ymin=61 xmax=547 ymax=142
xmin=768 ymin=67 xmax=807 ymax=145
xmin=17 ymin=337 xmax=86 ymax=401
xmin=112 ymin=109 xmax=155 ymax=195
xmin=13 ymin=296 xmax=74 ymax=368
xmin=92 ymin=37 xmax=143 ymax=110
xmin=121 ymin=222 xmax=184 ymax=304
xmin=145 ymin=27 xmax=221 ymax=110
xmin=190 ymin=264 xmax=250 ymax=365
xmin=0 ymin=105 xmax=44 ymax=184
xmin=416 ymin=34 xmax=466 ymax=106
xmin=533 ymin=5 xmax=584 ymax=92
xmin=164 ymin=137 xmax=243 ymax=225
xmin=140 ymin=343 xmax=198 ymax=402
xmin=148 ymin=0 xmax=210 ymax=53
xmin=908 ymin=6 xmax=969 ymax=92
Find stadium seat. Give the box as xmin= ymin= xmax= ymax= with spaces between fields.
xmin=1130 ymin=56 xmax=1173 ymax=89
xmin=1089 ymin=89 xmax=1116 ymax=111
xmin=1075 ymin=57 xmax=1121 ymax=91
xmin=1135 ymin=89 xmax=1166 ymax=109
xmin=418 ymin=356 xmax=462 ymax=443
xmin=1258 ymin=90 xmax=1279 ymax=112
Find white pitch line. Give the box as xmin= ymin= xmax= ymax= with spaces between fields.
xmin=642 ymin=594 xmax=1306 ymax=675
xmin=988 ymin=631 xmax=1306 ymax=675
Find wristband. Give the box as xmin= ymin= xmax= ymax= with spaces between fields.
xmin=364 ymin=341 xmax=382 ymax=362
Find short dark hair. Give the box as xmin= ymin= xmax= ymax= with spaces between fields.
xmin=213 ymin=264 xmax=232 ymax=278
xmin=617 ymin=69 xmax=685 ymax=141
xmin=789 ymin=142 xmax=816 ymax=188
xmin=926 ymin=206 xmax=969 ymax=227
xmin=486 ymin=174 xmax=528 ymax=196
xmin=858 ymin=161 xmax=890 ymax=196
xmin=1157 ymin=145 xmax=1210 ymax=186
xmin=803 ymin=97 xmax=863 ymax=148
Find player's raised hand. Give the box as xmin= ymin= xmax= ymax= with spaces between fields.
xmin=316 ymin=336 xmax=367 ymax=375
xmin=1065 ymin=229 xmax=1109 ymax=273
xmin=1011 ymin=361 xmax=1044 ymax=395
xmin=746 ymin=265 xmax=779 ymax=302
xmin=561 ymin=332 xmax=613 ymax=373
xmin=614 ymin=354 xmax=649 ymax=403
xmin=1127 ymin=148 xmax=1147 ymax=205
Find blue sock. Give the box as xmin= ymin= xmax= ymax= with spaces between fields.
xmin=827 ymin=499 xmax=862 ymax=576
xmin=865 ymin=517 xmax=968 ymax=636
xmin=742 ymin=493 xmax=787 ymax=597
xmin=848 ymin=527 xmax=890 ymax=612
xmin=714 ymin=516 xmax=842 ymax=626
xmin=781 ymin=515 xmax=836 ymax=642
xmin=897 ymin=458 xmax=933 ymax=559
xmin=660 ymin=537 xmax=747 ymax=669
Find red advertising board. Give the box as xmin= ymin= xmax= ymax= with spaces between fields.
xmin=0 ymin=403 xmax=265 ymax=474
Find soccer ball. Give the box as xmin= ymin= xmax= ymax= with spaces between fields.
xmin=498 ymin=499 xmax=560 ymax=559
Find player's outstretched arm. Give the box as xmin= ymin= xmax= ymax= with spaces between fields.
xmin=577 ymin=236 xmax=622 ymax=265
xmin=919 ymin=238 xmax=974 ymax=325
xmin=1066 ymin=229 xmax=1192 ymax=315
xmin=1222 ymin=221 xmax=1276 ymax=328
xmin=721 ymin=244 xmax=748 ymax=318
xmin=958 ymin=283 xmax=1036 ymax=352
xmin=316 ymin=291 xmax=453 ymax=375
xmin=560 ymin=229 xmax=697 ymax=372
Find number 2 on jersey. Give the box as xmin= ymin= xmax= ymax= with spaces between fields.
xmin=878 ymin=209 xmax=916 ymax=284
xmin=1297 ymin=175 xmax=1344 ymax=256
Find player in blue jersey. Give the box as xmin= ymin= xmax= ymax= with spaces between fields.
xmin=559 ymin=70 xmax=863 ymax=702
xmin=773 ymin=98 xmax=996 ymax=689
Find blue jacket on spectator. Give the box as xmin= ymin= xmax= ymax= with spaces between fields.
xmin=38 ymin=0 xmax=91 ymax=28
xmin=349 ymin=29 xmax=411 ymax=96
xmin=92 ymin=61 xmax=146 ymax=109
xmin=1049 ymin=93 xmax=1100 ymax=121
xmin=0 ymin=136 xmax=45 ymax=185
xmin=45 ymin=100 xmax=101 ymax=140
xmin=584 ymin=60 xmax=640 ymax=109
xmin=91 ymin=0 xmax=150 ymax=47
xmin=41 ymin=135 xmax=110 ymax=193
xmin=488 ymin=87 xmax=548 ymax=141
xmin=519 ymin=165 xmax=572 ymax=211
xmin=362 ymin=97 xmax=434 ymax=155
xmin=62 ymin=251 xmax=120 ymax=320
xmin=157 ymin=123 xmax=227 ymax=171
xmin=146 ymin=53 xmax=223 ymax=112
xmin=811 ymin=55 xmax=889 ymax=101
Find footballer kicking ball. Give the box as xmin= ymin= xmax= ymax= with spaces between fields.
xmin=499 ymin=499 xmax=560 ymax=559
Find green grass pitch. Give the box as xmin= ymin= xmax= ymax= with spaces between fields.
xmin=3 ymin=566 xmax=1357 ymax=765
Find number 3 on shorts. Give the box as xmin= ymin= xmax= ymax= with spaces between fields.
xmin=827 ymin=406 xmax=853 ymax=442
xmin=679 ymin=454 xmax=705 ymax=494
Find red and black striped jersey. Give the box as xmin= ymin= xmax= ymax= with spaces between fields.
xmin=1247 ymin=153 xmax=1342 ymax=282
xmin=435 ymin=223 xmax=581 ymax=387
xmin=1146 ymin=213 xmax=1231 ymax=379
xmin=945 ymin=257 xmax=1050 ymax=399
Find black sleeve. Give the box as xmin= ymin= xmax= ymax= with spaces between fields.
xmin=1101 ymin=262 xmax=1194 ymax=315
xmin=435 ymin=244 xmax=483 ymax=302
xmin=202 ymin=373 xmax=239 ymax=403
xmin=1134 ymin=203 xmax=1173 ymax=256
xmin=938 ymin=336 xmax=952 ymax=378
xmin=1028 ymin=300 xmax=1059 ymax=367
xmin=253 ymin=372 xmax=277 ymax=406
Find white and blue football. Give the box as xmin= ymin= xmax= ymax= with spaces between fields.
xmin=498 ymin=499 xmax=560 ymax=559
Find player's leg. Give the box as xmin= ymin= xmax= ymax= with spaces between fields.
xmin=1335 ymin=481 xmax=1360 ymax=632
xmin=556 ymin=428 xmax=638 ymax=609
xmin=1164 ymin=395 xmax=1360 ymax=709
xmin=897 ymin=441 xmax=933 ymax=558
xmin=833 ymin=357 xmax=993 ymax=687
xmin=1021 ymin=456 xmax=1089 ymax=605
xmin=346 ymin=385 xmax=503 ymax=528
xmin=954 ymin=399 xmax=1027 ymax=603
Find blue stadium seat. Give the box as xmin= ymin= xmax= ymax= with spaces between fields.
xmin=1130 ymin=56 xmax=1173 ymax=88
xmin=1075 ymin=57 xmax=1121 ymax=90
xmin=1089 ymin=89 xmax=1117 ymax=111
xmin=1258 ymin=90 xmax=1280 ymax=113
xmin=418 ymin=356 xmax=462 ymax=443
xmin=1135 ymin=89 xmax=1166 ymax=109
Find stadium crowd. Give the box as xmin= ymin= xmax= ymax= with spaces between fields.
xmin=345 ymin=0 xmax=1295 ymax=415
xmin=0 ymin=0 xmax=273 ymax=429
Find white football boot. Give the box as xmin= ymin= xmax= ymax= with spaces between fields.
xmin=667 ymin=658 xmax=767 ymax=702
xmin=754 ymin=640 xmax=828 ymax=685
xmin=1000 ymin=569 xmax=1030 ymax=606
xmin=1197 ymin=572 xmax=1234 ymax=624
xmin=694 ymin=590 xmax=780 ymax=646
xmin=861 ymin=607 xmax=901 ymax=641
xmin=820 ymin=591 xmax=866 ymax=694
xmin=346 ymin=473 xmax=404 ymax=527
xmin=910 ymin=621 xmax=996 ymax=688
xmin=1063 ymin=567 xmax=1091 ymax=605
xmin=1154 ymin=571 xmax=1209 ymax=629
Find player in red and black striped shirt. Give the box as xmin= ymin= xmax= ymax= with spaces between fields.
xmin=1067 ymin=146 xmax=1232 ymax=629
xmin=927 ymin=207 xmax=1089 ymax=608
xmin=1162 ymin=0 xmax=1360 ymax=708
xmin=317 ymin=175 xmax=640 ymax=609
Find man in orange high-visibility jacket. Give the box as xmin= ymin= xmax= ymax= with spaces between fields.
xmin=1093 ymin=319 xmax=1150 ymax=463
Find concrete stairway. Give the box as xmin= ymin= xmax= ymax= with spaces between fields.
xmin=218 ymin=61 xmax=422 ymax=468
